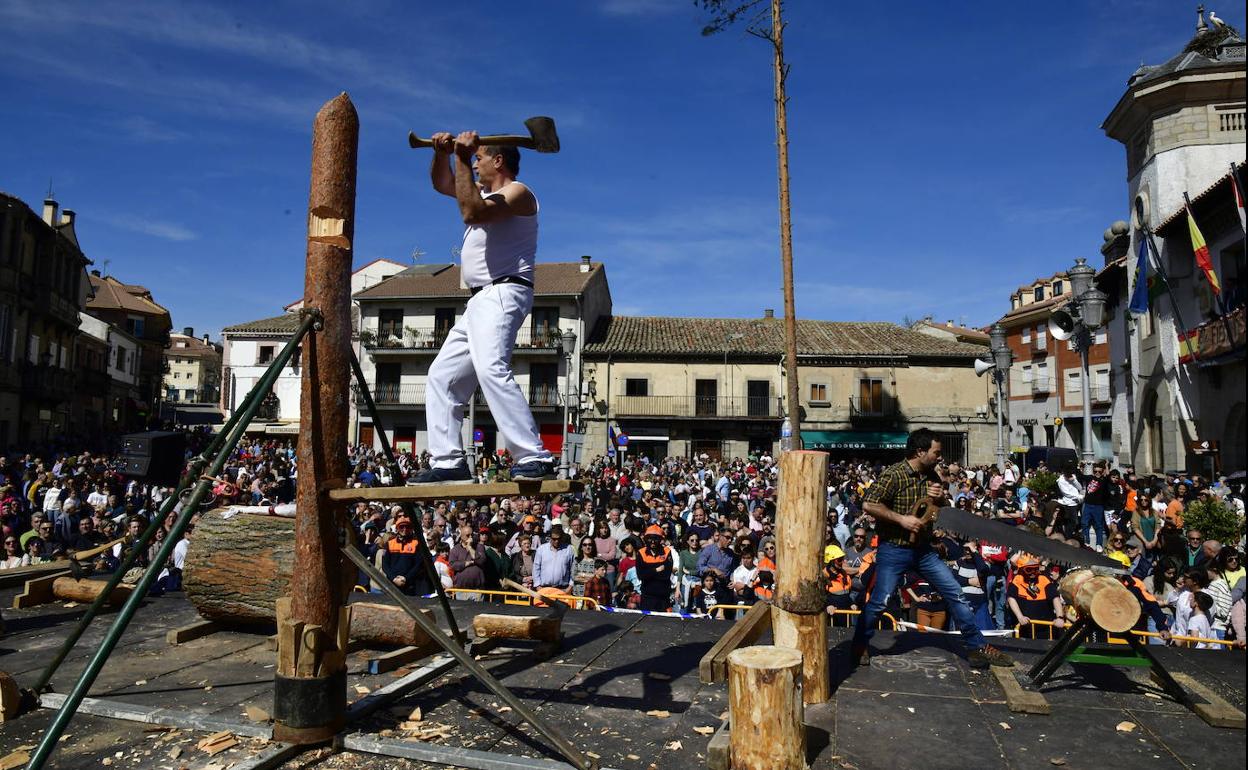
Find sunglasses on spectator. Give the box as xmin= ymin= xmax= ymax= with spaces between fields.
xmin=1188 ymin=536 xmax=1203 ymax=542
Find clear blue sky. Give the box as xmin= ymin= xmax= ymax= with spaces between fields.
xmin=1 ymin=0 xmax=1240 ymax=338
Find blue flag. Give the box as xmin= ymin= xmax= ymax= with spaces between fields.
xmin=607 ymin=424 xmax=617 ymax=455
xmin=1128 ymin=235 xmax=1150 ymax=315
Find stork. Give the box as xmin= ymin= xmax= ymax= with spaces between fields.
xmin=1209 ymin=10 xmax=1228 ymax=30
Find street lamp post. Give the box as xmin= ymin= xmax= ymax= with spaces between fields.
xmin=557 ymin=329 xmax=577 ymax=479
xmin=988 ymin=323 xmax=1013 ymax=470
xmin=1066 ymin=258 xmax=1107 ymax=466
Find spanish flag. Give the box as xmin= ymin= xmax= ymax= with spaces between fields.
xmin=1185 ymin=198 xmax=1221 ymax=295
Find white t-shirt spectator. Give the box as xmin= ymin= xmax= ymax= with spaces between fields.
xmin=730 ymin=563 xmax=758 ymax=590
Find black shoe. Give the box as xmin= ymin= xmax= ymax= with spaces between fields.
xmin=851 ymin=642 xmax=870 ymax=667
xmin=968 ymin=644 xmax=1014 ymax=669
xmin=511 ymin=459 xmax=556 ymax=481
xmin=407 ymin=463 xmax=474 ymax=484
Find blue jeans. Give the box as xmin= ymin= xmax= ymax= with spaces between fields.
xmin=969 ymin=598 xmax=994 ymax=632
xmin=852 ymin=542 xmax=988 ymax=650
xmin=1081 ymin=504 xmax=1106 ymax=548
xmin=985 ymin=573 xmax=1006 ymax=629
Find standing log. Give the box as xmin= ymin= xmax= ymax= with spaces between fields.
xmin=472 ymin=614 xmax=561 ymax=643
xmin=772 ymin=450 xmax=829 ymax=705
xmin=728 ymin=646 xmax=805 ymax=770
xmin=52 ymin=578 xmax=133 ymax=607
xmin=1058 ymin=570 xmax=1139 ymax=633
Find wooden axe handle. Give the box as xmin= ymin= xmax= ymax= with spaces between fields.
xmin=408 ymin=132 xmax=535 ymax=150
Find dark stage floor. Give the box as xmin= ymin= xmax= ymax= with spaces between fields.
xmin=0 ymin=590 xmax=1243 ymax=769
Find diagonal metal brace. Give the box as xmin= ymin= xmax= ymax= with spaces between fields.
xmin=340 ymin=545 xmax=596 ymax=770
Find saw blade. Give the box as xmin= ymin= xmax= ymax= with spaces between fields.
xmin=934 ymin=506 xmax=1126 ymax=572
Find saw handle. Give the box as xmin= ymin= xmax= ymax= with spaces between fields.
xmin=908 ymin=497 xmax=942 ymax=545
xmin=408 ymin=132 xmax=537 ymax=150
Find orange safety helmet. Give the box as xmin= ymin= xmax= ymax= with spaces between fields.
xmin=644 ymin=524 xmax=665 ymax=539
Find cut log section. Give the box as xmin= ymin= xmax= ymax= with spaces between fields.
xmin=727 ymin=645 xmax=805 ymax=770
xmin=184 ymin=508 xmax=432 ymax=647
xmin=471 ymin=613 xmax=561 ymax=643
xmin=13 ymin=574 xmax=133 ymax=609
xmin=1058 ymin=570 xmax=1139 ymax=633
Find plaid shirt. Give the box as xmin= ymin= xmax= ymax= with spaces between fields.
xmin=584 ymin=575 xmax=614 ymax=609
xmin=864 ymin=459 xmax=940 ymax=547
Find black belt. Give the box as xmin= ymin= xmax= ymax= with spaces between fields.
xmin=470 ymin=275 xmax=533 ymax=295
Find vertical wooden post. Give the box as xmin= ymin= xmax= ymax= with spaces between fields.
xmin=273 ymin=92 xmax=357 ymax=745
xmin=771 ymin=450 xmax=829 ymax=705
xmin=727 ymin=645 xmax=805 ymax=770
xmin=771 ymin=0 xmax=800 ymax=442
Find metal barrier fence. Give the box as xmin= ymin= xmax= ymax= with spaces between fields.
xmin=358 ymin=588 xmax=1236 ymax=649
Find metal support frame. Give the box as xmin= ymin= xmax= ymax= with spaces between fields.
xmin=341 ymin=545 xmax=596 ymax=770
xmin=348 ymin=348 xmax=465 ymax=647
xmin=23 ymin=313 xmax=320 ymax=770
xmin=1029 ymin=617 xmax=1193 ymax=709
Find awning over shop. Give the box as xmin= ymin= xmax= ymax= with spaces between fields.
xmin=266 ymin=423 xmax=300 ymax=435
xmin=801 ymin=430 xmax=908 ymax=451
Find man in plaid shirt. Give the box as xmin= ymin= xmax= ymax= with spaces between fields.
xmin=583 ymin=559 xmax=614 ymax=609
xmin=850 ymin=428 xmax=1013 ymax=669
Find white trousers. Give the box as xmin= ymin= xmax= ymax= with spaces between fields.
xmin=425 ymin=283 xmax=552 ymax=468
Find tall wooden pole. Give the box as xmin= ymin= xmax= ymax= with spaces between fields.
xmin=771 ymin=0 xmax=801 ymax=443
xmin=273 ymin=92 xmax=357 ymax=744
xmin=772 ymin=449 xmax=829 ymax=704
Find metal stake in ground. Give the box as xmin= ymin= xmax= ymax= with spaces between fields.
xmin=273 ymin=92 xmax=358 ymax=745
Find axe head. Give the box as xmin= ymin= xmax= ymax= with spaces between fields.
xmin=524 ymin=116 xmax=560 ymax=153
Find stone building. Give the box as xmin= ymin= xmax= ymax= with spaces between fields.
xmin=85 ymin=271 xmax=171 ymax=428
xmin=1099 ymin=10 xmax=1246 ymax=473
xmin=221 ymin=257 xmax=408 ymax=436
xmin=0 ymin=193 xmax=92 ymax=447
xmin=163 ymin=328 xmax=222 ymax=405
xmin=352 ymin=258 xmax=610 ymax=455
xmin=995 ymin=273 xmax=1113 ymax=459
xmin=581 ymin=315 xmax=996 ymax=465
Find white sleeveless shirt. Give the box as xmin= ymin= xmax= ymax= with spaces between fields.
xmin=459 ymin=182 xmax=538 ymax=288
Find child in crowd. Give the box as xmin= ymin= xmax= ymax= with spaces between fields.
xmin=1187 ymin=591 xmax=1215 ymax=648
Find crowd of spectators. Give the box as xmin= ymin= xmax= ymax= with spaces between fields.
xmin=3 ymin=431 xmax=1245 ymax=651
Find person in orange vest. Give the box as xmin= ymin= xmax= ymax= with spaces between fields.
xmin=382 ymin=516 xmax=432 ymax=595
xmin=1121 ymin=573 xmax=1173 ymax=641
xmin=753 ymin=569 xmax=775 ymax=603
xmin=824 ymin=545 xmax=856 ymax=613
xmin=1005 ymin=556 xmax=1063 ymax=631
xmin=635 ymin=524 xmax=673 ymax=612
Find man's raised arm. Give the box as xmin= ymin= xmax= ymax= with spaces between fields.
xmin=429 ymin=132 xmax=455 ymax=197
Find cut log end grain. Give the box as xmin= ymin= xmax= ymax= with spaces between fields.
xmin=727 ymin=645 xmax=806 ymax=770
xmin=472 ymin=614 xmax=561 ymax=643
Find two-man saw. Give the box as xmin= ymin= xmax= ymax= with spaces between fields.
xmin=932 ymin=506 xmax=1127 ymax=573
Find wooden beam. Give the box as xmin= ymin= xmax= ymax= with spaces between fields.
xmin=992 ymin=664 xmax=1051 ymax=715
xmin=13 ymin=572 xmax=70 ymax=609
xmin=166 ymin=620 xmax=221 ymax=646
xmin=328 ymin=479 xmax=583 ymax=503
xmin=699 ymin=601 xmax=772 ymax=684
xmin=1169 ymin=671 xmax=1246 ymax=729
xmin=366 ymin=643 xmax=438 ymax=675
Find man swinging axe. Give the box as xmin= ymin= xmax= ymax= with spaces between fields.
xmin=409 ymin=118 xmax=560 ymax=483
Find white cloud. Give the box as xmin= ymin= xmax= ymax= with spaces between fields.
xmin=106 ymin=214 xmax=198 ymax=242
xmin=600 ymin=0 xmax=688 ymax=18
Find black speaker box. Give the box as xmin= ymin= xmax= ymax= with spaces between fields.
xmin=119 ymin=431 xmax=186 ymax=486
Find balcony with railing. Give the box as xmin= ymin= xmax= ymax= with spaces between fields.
xmin=612 ymin=394 xmax=780 ymax=419
xmin=361 ymin=325 xmax=563 ymax=354
xmin=359 ymin=382 xmax=562 ymax=410
xmin=849 ymin=394 xmax=898 ymax=421
xmin=1029 ymin=377 xmax=1052 ymax=395
xmin=20 ymin=363 xmax=77 ymax=403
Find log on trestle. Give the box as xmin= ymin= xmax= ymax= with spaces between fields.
xmin=182 ymin=508 xmax=429 ymax=647
xmin=1058 ymin=570 xmax=1139 ymax=633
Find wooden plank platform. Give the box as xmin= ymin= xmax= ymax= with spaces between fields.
xmin=328 ymin=479 xmax=582 ymax=503
xmin=993 ymin=663 xmax=1051 ymax=715
xmin=698 ymin=600 xmax=772 ymax=684
xmin=1169 ymin=671 xmax=1246 ymax=729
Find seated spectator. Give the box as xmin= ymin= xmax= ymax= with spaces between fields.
xmin=687 ymin=572 xmax=734 ymax=618
xmin=509 ymin=533 xmax=536 ymax=589
xmin=614 ymin=579 xmax=641 ymax=610
xmin=823 ymin=546 xmax=855 ymax=613
xmin=753 ymin=569 xmax=774 ymax=603
xmin=729 ymin=548 xmax=759 ymax=605
xmin=1006 ymin=556 xmax=1063 ymax=632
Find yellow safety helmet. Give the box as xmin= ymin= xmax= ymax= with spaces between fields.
xmin=824 ymin=544 xmax=846 ymax=561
